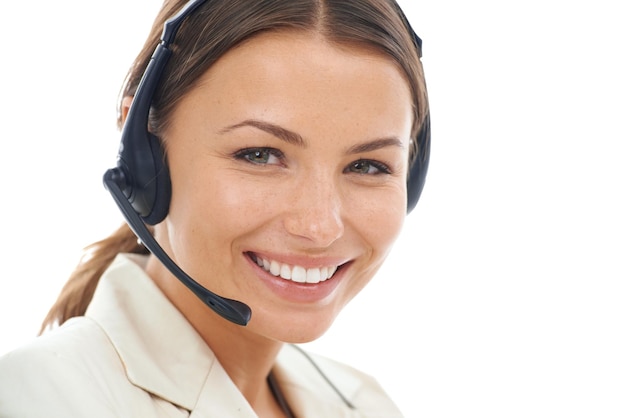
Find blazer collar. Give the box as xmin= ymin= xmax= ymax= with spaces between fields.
xmin=86 ymin=254 xmax=253 ymax=412
xmin=274 ymin=344 xmax=362 ymax=417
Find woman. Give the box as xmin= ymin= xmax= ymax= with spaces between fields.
xmin=0 ymin=0 xmax=429 ymax=416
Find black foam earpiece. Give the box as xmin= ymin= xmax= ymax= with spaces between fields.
xmin=406 ymin=111 xmax=430 ymax=213
xmin=114 ymin=126 xmax=171 ymax=225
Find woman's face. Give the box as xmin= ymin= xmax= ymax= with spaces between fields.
xmin=154 ymin=31 xmax=413 ymax=343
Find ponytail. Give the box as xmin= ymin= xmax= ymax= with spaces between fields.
xmin=39 ymin=223 xmax=148 ymax=334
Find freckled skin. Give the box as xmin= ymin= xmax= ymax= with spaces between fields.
xmin=141 ymin=31 xmax=412 ymax=394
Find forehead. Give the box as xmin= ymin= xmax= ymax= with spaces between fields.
xmin=173 ymin=31 xmax=413 ymax=144
xmin=204 ymin=30 xmax=409 ymax=93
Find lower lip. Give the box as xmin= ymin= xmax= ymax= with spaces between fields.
xmin=245 ymin=255 xmax=346 ymax=304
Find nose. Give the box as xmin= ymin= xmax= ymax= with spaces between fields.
xmin=283 ymin=175 xmax=345 ymax=248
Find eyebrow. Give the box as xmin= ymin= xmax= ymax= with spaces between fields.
xmin=219 ymin=119 xmax=306 ymax=147
xmin=219 ymin=118 xmax=405 ymax=154
xmin=346 ymin=137 xmax=405 ymax=154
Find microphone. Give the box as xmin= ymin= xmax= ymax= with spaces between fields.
xmin=103 ymin=168 xmax=252 ymax=326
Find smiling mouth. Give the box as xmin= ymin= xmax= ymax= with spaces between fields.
xmin=247 ymin=253 xmax=342 ymax=284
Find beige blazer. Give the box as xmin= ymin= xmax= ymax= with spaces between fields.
xmin=0 ymin=254 xmax=403 ymax=417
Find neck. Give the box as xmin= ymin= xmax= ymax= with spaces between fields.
xmin=207 ymin=318 xmax=284 ymax=400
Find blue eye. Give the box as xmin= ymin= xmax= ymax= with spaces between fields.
xmin=346 ymin=159 xmax=391 ymax=175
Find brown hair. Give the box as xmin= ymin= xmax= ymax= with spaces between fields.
xmin=41 ymin=0 xmax=429 ymax=333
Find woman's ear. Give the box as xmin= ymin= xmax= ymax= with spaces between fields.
xmin=121 ymin=96 xmax=134 ymax=125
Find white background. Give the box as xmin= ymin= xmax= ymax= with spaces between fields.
xmin=1 ymin=1 xmax=625 ymax=417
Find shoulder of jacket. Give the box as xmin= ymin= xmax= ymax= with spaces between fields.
xmin=1 ymin=316 xmax=112 ymax=367
xmin=0 ymin=317 xmax=132 ymax=416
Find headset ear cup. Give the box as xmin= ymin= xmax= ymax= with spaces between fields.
xmin=406 ymin=112 xmax=430 ymax=213
xmin=139 ymin=133 xmax=172 ymax=225
xmin=120 ymin=129 xmax=172 ymax=225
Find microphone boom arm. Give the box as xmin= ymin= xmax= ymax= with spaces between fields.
xmin=103 ymin=168 xmax=252 ymax=326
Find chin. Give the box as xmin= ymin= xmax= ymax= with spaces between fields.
xmin=282 ymin=327 xmax=331 ymax=344
xmin=251 ymin=308 xmax=339 ymax=344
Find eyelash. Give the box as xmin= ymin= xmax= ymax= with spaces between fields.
xmin=233 ymin=147 xmax=284 ymax=165
xmin=232 ymin=147 xmax=392 ymax=175
xmin=345 ymin=159 xmax=392 ymax=176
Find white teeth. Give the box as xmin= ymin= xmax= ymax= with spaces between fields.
xmin=254 ymin=255 xmax=339 ymax=283
xmin=292 ymin=266 xmax=307 ymax=283
xmin=280 ymin=264 xmax=291 ymax=280
xmin=307 ymin=268 xmax=321 ymax=284
xmin=270 ymin=260 xmax=281 ymax=276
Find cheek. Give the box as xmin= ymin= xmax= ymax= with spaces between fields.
xmin=351 ymin=183 xmax=407 ymax=247
xmin=334 ymin=193 xmax=406 ymax=322
xmin=367 ymin=209 xmax=405 ymax=268
xmin=167 ymin=163 xmax=275 ymax=245
xmin=344 ymin=184 xmax=407 ymax=293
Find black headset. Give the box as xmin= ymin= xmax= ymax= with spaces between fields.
xmin=103 ymin=0 xmax=430 ymax=326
